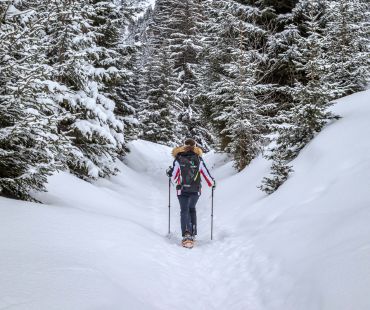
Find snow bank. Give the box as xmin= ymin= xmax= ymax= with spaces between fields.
xmin=236 ymin=90 xmax=370 ymax=310
xmin=0 ymin=199 xmax=154 ymax=310
xmin=0 ymin=90 xmax=369 ymax=309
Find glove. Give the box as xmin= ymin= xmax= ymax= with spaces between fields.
xmin=212 ymin=180 xmax=216 ymax=189
xmin=166 ymin=166 xmax=174 ymax=177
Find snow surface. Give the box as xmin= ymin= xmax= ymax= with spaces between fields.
xmin=1 ymin=90 xmax=370 ymax=309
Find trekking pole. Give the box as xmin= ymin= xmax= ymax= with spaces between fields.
xmin=168 ymin=177 xmax=171 ymax=236
xmin=211 ymin=186 xmax=214 ymax=240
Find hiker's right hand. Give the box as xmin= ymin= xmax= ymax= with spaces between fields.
xmin=212 ymin=180 xmax=216 ymax=189
xmin=166 ymin=166 xmax=173 ymax=177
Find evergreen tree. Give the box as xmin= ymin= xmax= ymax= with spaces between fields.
xmin=90 ymin=0 xmax=133 ymax=152
xmin=116 ymin=5 xmax=157 ymax=142
xmin=260 ymin=0 xmax=338 ymax=194
xmin=200 ymin=0 xmax=239 ymax=150
xmin=202 ymin=1 xmax=266 ymax=166
xmin=135 ymin=0 xmax=211 ymax=147
xmin=323 ymin=0 xmax=369 ymax=97
xmin=218 ymin=49 xmax=265 ymax=170
xmin=138 ymin=45 xmax=178 ymax=145
xmin=0 ymin=2 xmax=64 ymax=200
xmin=115 ymin=43 xmax=140 ymax=142
xmin=43 ymin=0 xmax=124 ymax=180
xmin=249 ymin=0 xmax=299 ymax=111
xmin=218 ymin=85 xmax=264 ymax=171
xmin=260 ymin=158 xmax=293 ymax=194
xmin=169 ymin=0 xmax=210 ymax=147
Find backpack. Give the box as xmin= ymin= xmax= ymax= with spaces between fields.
xmin=177 ymin=152 xmax=201 ymax=193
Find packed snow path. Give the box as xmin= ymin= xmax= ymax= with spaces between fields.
xmin=1 ymin=90 xmax=370 ymax=310
xmin=120 ymin=142 xmax=284 ymax=310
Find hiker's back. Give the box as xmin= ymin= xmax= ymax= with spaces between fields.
xmin=177 ymin=151 xmax=201 ymax=193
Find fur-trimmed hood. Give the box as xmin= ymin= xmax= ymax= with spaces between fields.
xmin=172 ymin=145 xmax=203 ymax=158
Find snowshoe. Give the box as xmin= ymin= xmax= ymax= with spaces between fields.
xmin=182 ymin=233 xmax=194 ymax=249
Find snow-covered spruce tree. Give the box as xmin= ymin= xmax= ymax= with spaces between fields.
xmin=168 ymin=0 xmax=206 ymax=144
xmin=249 ymin=0 xmax=299 ymax=111
xmin=218 ymin=84 xmax=264 ymax=171
xmin=89 ymin=0 xmax=133 ymax=153
xmin=131 ymin=1 xmax=175 ymax=145
xmin=43 ymin=0 xmax=124 ymax=180
xmin=218 ymin=44 xmax=265 ymax=170
xmin=199 ymin=0 xmax=239 ymax=150
xmin=114 ymin=42 xmax=140 ymax=142
xmin=323 ymin=0 xmax=369 ymax=97
xmin=135 ymin=0 xmax=211 ymax=148
xmin=0 ymin=2 xmax=64 ymax=200
xmin=118 ymin=6 xmax=157 ymax=141
xmin=260 ymin=0 xmax=337 ymax=194
xmin=90 ymin=0 xmax=141 ymax=155
xmin=194 ymin=1 xmax=231 ymax=149
xmin=138 ymin=44 xmax=178 ymax=145
xmin=201 ymin=1 xmax=266 ymax=168
xmin=259 ymin=157 xmax=293 ymax=194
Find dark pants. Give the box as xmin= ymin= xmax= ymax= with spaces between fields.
xmin=178 ymin=192 xmax=199 ymax=236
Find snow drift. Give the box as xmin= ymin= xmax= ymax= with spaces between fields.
xmin=0 ymin=90 xmax=369 ymax=310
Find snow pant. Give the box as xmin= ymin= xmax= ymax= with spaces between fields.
xmin=177 ymin=192 xmax=199 ymax=236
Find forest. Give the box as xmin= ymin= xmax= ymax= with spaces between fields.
xmin=0 ymin=0 xmax=369 ymax=200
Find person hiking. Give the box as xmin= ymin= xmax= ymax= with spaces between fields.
xmin=166 ymin=138 xmax=215 ymax=248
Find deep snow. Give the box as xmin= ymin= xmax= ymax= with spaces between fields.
xmin=0 ymin=90 xmax=370 ymax=310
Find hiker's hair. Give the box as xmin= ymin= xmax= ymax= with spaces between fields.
xmin=184 ymin=138 xmax=196 ymax=147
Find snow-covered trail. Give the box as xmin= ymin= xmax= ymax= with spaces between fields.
xmin=117 ymin=140 xmax=284 ymax=310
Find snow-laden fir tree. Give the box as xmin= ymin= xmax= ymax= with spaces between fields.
xmin=117 ymin=6 xmax=157 ymax=141
xmin=200 ymin=0 xmax=239 ymax=150
xmin=261 ymin=0 xmax=337 ymax=194
xmin=250 ymin=0 xmax=299 ymax=111
xmin=135 ymin=0 xmax=211 ymax=148
xmin=218 ymin=83 xmax=264 ymax=171
xmin=91 ymin=0 xmax=146 ymax=142
xmin=138 ymin=44 xmax=178 ymax=145
xmin=114 ymin=43 xmax=140 ymax=142
xmin=323 ymin=0 xmax=369 ymax=97
xmin=170 ymin=0 xmax=211 ymax=147
xmin=218 ymin=38 xmax=265 ymax=170
xmin=43 ymin=0 xmax=124 ymax=180
xmin=202 ymin=1 xmax=266 ymax=167
xmin=89 ymin=0 xmax=133 ymax=153
xmin=0 ymin=2 xmax=64 ymax=200
xmin=134 ymin=0 xmax=178 ymax=145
